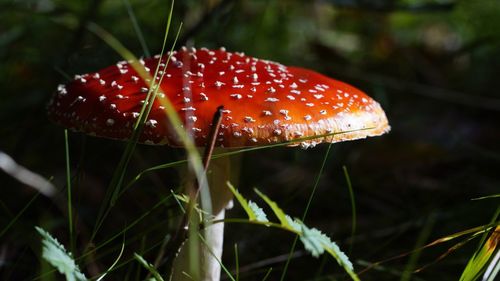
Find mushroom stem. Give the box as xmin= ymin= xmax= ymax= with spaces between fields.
xmin=171 ymin=154 xmax=235 ymax=281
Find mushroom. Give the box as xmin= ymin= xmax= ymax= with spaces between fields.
xmin=47 ymin=47 xmax=389 ymax=280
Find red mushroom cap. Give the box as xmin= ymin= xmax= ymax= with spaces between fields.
xmin=48 ymin=47 xmax=389 ymax=148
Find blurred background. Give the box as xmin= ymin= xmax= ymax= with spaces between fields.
xmin=1 ymin=0 xmax=499 ymax=280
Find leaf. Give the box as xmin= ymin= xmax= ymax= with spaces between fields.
xmin=35 ymin=227 xmax=86 ymax=281
xmin=300 ymin=224 xmax=325 ymax=258
xmin=228 ymin=185 xmax=359 ymax=280
xmin=248 ymin=201 xmax=268 ymax=222
xmin=285 ymin=215 xmax=301 ymax=232
xmin=227 ymin=182 xmax=261 ymax=221
xmin=254 ymin=188 xmax=291 ymax=228
xmin=460 ymin=226 xmax=500 ymax=281
xmin=299 ymin=223 xmax=353 ymax=269
xmin=134 ymin=253 xmax=165 ymax=281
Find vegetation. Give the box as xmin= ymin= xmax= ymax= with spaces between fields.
xmin=1 ymin=0 xmax=499 ymax=280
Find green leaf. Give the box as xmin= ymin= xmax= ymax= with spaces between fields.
xmin=285 ymin=215 xmax=301 ymax=232
xmin=460 ymin=226 xmax=499 ymax=281
xmin=248 ymin=201 xmax=269 ymax=222
xmin=299 ymin=223 xmax=353 ymax=269
xmin=300 ymin=224 xmax=325 ymax=258
xmin=134 ymin=253 xmax=165 ymax=281
xmin=35 ymin=227 xmax=86 ymax=281
xmin=228 ymin=185 xmax=359 ymax=280
xmin=254 ymin=188 xmax=291 ymax=228
xmin=227 ymin=182 xmax=258 ymax=221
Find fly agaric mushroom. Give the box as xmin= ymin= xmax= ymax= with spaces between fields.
xmin=48 ymin=47 xmax=389 ymax=281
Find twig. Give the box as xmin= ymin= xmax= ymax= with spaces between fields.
xmin=163 ymin=106 xmax=225 ymax=276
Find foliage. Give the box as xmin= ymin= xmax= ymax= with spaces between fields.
xmin=460 ymin=226 xmax=500 ymax=281
xmin=1 ymin=0 xmax=500 ymax=280
xmin=227 ymin=182 xmax=358 ymax=280
xmin=35 ymin=227 xmax=86 ymax=281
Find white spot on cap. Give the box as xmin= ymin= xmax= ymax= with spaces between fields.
xmin=244 ymin=116 xmax=256 ymax=123
xmin=146 ymin=119 xmax=158 ymax=128
xmin=265 ymin=97 xmax=279 ymax=102
xmin=57 ymin=84 xmax=67 ymax=95
xmin=273 ymin=129 xmax=282 ymax=136
xmin=262 ymin=110 xmax=272 ymax=116
xmin=214 ymin=81 xmax=225 ymax=88
xmin=230 ymin=94 xmax=242 ymax=99
xmin=106 ymin=119 xmax=115 ymax=126
xmin=181 ymin=106 xmax=196 ymax=111
xmin=267 ymin=87 xmax=276 ymax=93
xmin=304 ymin=115 xmax=312 ymax=121
xmin=99 ymin=95 xmax=106 ymax=102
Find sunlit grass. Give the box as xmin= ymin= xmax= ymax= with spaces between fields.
xmin=20 ymin=1 xmax=499 ymax=281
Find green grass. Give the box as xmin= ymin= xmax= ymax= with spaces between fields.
xmin=2 ymin=0 xmax=500 ymax=280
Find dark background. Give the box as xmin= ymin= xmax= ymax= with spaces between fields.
xmin=1 ymin=0 xmax=499 ymax=280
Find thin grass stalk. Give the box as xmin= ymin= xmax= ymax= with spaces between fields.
xmin=64 ymin=129 xmax=75 ymax=254
xmin=343 ymin=165 xmax=357 ymax=255
xmin=122 ymin=0 xmax=150 ymax=57
xmin=279 ymin=143 xmax=334 ymax=281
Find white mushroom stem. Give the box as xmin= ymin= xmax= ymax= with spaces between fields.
xmin=171 ymin=153 xmax=237 ymax=281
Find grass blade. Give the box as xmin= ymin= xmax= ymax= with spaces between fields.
xmin=134 ymin=253 xmax=164 ymax=281
xmin=343 ymin=165 xmax=357 ymax=254
xmin=460 ymin=226 xmax=500 ymax=281
xmin=64 ymin=129 xmax=75 ymax=254
xmin=122 ymin=0 xmax=150 ymax=57
xmin=279 ymin=143 xmax=333 ymax=281
xmin=96 ymin=239 xmax=125 ymax=281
